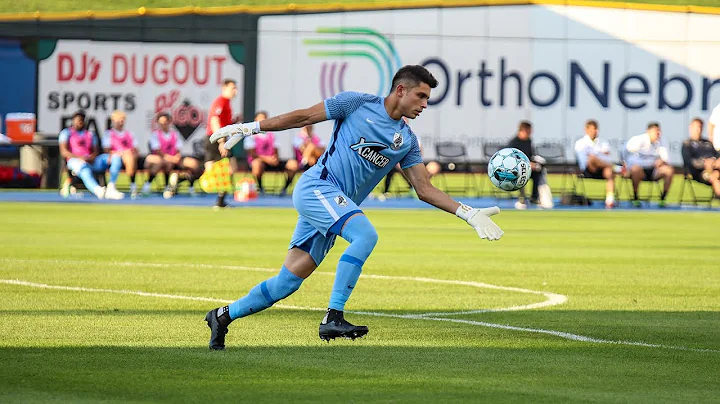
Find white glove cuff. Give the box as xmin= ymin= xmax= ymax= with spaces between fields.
xmin=455 ymin=203 xmax=474 ymax=222
xmin=241 ymin=121 xmax=261 ymax=135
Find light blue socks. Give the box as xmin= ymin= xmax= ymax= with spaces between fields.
xmin=328 ymin=215 xmax=378 ymax=311
xmin=226 ymin=214 xmax=377 ymax=320
xmin=109 ymin=154 xmax=123 ymax=184
xmin=228 ymin=265 xmax=304 ymax=320
xmin=77 ymin=165 xmax=100 ymax=193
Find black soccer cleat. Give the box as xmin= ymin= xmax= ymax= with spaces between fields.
xmin=319 ymin=310 xmax=369 ymax=341
xmin=205 ymin=308 xmax=229 ymax=351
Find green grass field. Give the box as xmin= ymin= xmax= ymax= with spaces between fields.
xmin=5 ymin=0 xmax=720 ymax=14
xmin=0 ymin=202 xmax=718 ymax=402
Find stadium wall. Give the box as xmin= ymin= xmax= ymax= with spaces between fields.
xmin=2 ymin=3 xmax=720 ymax=163
xmin=256 ymin=5 xmax=720 ymax=162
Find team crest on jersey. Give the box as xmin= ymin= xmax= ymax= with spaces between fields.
xmin=391 ymin=132 xmax=403 ymax=150
xmin=349 ymin=137 xmax=390 ymax=168
xmin=334 ymin=195 xmax=348 ymax=207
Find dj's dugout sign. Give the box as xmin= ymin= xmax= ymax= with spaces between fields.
xmin=38 ymin=41 xmax=245 ymax=155
xmin=257 ymin=5 xmax=720 ymax=163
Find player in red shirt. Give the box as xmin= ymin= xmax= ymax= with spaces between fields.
xmin=205 ymin=78 xmax=239 ymax=208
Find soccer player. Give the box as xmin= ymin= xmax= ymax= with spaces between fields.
xmin=205 ymin=78 xmax=239 ymax=208
xmin=293 ymin=124 xmax=325 ymax=169
xmin=59 ymin=110 xmax=124 ymax=200
xmin=102 ymin=110 xmax=139 ymax=198
xmin=681 ymin=118 xmax=720 ymax=197
xmin=143 ymin=112 xmax=202 ymax=199
xmin=624 ymin=122 xmax=674 ymax=207
xmin=708 ymin=101 xmax=720 ymax=152
xmin=382 ymin=118 xmax=439 ymax=198
xmin=204 ymin=65 xmax=503 ymax=350
xmin=244 ymin=111 xmax=299 ymax=195
xmin=574 ymin=119 xmax=616 ymax=208
xmin=508 ymin=121 xmax=552 ymax=209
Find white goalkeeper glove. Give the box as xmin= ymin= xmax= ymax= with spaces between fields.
xmin=209 ymin=121 xmax=262 ymax=149
xmin=456 ymin=204 xmax=504 ymax=241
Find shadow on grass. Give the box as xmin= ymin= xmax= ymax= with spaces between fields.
xmin=0 ymin=343 xmax=718 ymax=403
xmin=0 ymin=309 xmax=718 ymax=402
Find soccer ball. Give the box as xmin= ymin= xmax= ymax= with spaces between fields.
xmin=488 ymin=148 xmax=531 ymax=191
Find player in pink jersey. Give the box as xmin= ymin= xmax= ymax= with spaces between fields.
xmin=102 ymin=110 xmax=140 ymax=198
xmin=142 ymin=112 xmax=203 ymax=198
xmin=59 ymin=110 xmax=124 ymax=200
xmin=244 ymin=111 xmax=299 ymax=196
xmin=293 ymin=124 xmax=325 ymax=169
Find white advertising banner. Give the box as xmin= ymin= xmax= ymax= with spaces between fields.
xmin=39 ymin=40 xmax=245 ymax=155
xmin=258 ymin=6 xmax=720 ymax=164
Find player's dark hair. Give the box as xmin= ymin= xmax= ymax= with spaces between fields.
xmin=72 ymin=110 xmax=86 ymax=121
xmin=390 ymin=65 xmax=438 ymax=93
xmin=692 ymin=117 xmax=704 ymax=126
xmin=518 ymin=120 xmax=532 ymax=131
xmin=156 ymin=112 xmax=172 ymax=122
xmin=223 ymin=78 xmax=237 ymax=87
xmin=585 ymin=119 xmax=598 ymax=129
xmin=647 ymin=121 xmax=660 ymax=130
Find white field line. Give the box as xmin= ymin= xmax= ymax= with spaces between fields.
xmin=0 ymin=279 xmax=321 ymax=312
xmin=2 ymin=258 xmax=565 ymax=315
xmin=2 ymin=258 xmax=718 ymax=353
xmin=1 ymin=279 xmax=716 ymax=353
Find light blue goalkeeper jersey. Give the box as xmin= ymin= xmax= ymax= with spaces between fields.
xmin=303 ymin=91 xmax=423 ymax=203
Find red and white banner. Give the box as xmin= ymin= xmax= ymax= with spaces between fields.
xmin=39 ymin=40 xmax=245 ymax=155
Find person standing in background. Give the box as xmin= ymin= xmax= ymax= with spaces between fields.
xmin=205 ymin=79 xmax=239 ymax=208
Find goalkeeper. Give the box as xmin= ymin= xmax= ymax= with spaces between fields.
xmin=204 ymin=65 xmax=503 ymax=350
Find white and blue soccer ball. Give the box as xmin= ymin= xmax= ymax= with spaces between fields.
xmin=488 ymin=147 xmax=531 ymax=191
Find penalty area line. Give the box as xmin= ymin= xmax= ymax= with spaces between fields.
xmin=1 ymin=279 xmax=716 ymax=354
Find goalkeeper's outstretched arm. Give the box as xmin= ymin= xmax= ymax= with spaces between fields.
xmin=403 ymin=163 xmax=461 ymax=214
xmin=210 ymin=101 xmax=329 ymax=147
xmin=259 ymin=102 xmax=328 ymax=132
xmin=404 ymin=163 xmax=504 ymax=241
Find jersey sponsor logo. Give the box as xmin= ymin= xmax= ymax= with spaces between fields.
xmin=349 ymin=137 xmax=390 ymax=168
xmin=366 ymin=118 xmax=375 ymax=124
xmin=333 ymin=195 xmax=348 ymax=207
xmin=391 ymin=132 xmax=403 ymax=150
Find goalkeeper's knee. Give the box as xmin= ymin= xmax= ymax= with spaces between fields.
xmin=339 ymin=214 xmax=378 ymax=263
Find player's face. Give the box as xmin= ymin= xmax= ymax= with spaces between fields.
xmin=399 ymin=82 xmax=431 ymax=119
xmin=158 ymin=116 xmax=170 ymax=132
xmin=113 ymin=116 xmax=125 ymax=130
xmin=255 ymin=113 xmax=267 ymax=122
xmin=223 ymin=83 xmax=238 ymax=99
xmin=586 ymin=125 xmax=598 ymax=139
xmin=648 ymin=127 xmax=660 ymax=142
xmin=72 ymin=116 xmax=84 ymax=130
xmin=689 ymin=121 xmax=702 ymax=139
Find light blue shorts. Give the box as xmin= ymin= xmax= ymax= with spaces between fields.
xmin=289 ymin=175 xmax=362 ymax=265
